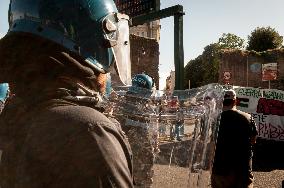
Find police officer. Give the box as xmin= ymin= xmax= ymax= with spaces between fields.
xmin=0 ymin=0 xmax=133 ymax=187
xmin=121 ymin=73 xmax=155 ymax=115
xmin=128 ymin=73 xmax=155 ymax=97
xmin=0 ymin=83 xmax=9 ymax=114
xmin=119 ymin=73 xmax=156 ymax=187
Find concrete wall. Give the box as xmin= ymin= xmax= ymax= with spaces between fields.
xmin=130 ymin=20 xmax=161 ymax=42
xmin=219 ymin=49 xmax=284 ymax=90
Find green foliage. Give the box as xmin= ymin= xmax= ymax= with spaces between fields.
xmin=184 ymin=28 xmax=284 ymax=88
xmin=200 ymin=43 xmax=220 ymax=85
xmin=184 ymin=43 xmax=220 ymax=88
xmin=247 ymin=26 xmax=283 ymax=52
xmin=218 ymin=33 xmax=245 ymax=49
xmin=184 ymin=33 xmax=245 ymax=88
xmin=184 ymin=56 xmax=204 ymax=88
xmin=202 ymin=43 xmax=221 ymax=58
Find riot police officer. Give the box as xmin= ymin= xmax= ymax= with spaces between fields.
xmin=0 ymin=0 xmax=133 ymax=187
xmin=0 ymin=83 xmax=9 ymax=113
xmin=127 ymin=73 xmax=155 ymax=100
xmin=119 ymin=73 xmax=156 ymax=187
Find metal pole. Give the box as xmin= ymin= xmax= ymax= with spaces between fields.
xmin=246 ymin=56 xmax=249 ymax=87
xmin=131 ymin=5 xmax=183 ymax=26
xmin=155 ymin=0 xmax=160 ymax=11
xmin=130 ymin=5 xmax=185 ymax=90
xmin=174 ymin=12 xmax=184 ymax=90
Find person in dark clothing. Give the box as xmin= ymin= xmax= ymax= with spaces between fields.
xmin=211 ymin=89 xmax=258 ymax=188
xmin=174 ymin=108 xmax=184 ymax=141
xmin=120 ymin=73 xmax=156 ymax=187
xmin=0 ymin=83 xmax=9 ymax=114
xmin=0 ymin=0 xmax=133 ymax=187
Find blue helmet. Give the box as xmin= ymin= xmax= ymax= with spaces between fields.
xmin=0 ymin=83 xmax=9 ymax=102
xmin=128 ymin=73 xmax=154 ymax=97
xmin=8 ymin=0 xmax=131 ymax=85
xmin=131 ymin=73 xmax=154 ymax=90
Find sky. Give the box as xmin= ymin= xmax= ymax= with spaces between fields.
xmin=1 ymin=0 xmax=284 ymax=89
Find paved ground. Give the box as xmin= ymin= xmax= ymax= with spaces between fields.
xmin=253 ymin=170 xmax=284 ymax=188
xmin=252 ymin=139 xmax=284 ymax=188
xmin=152 ymin=165 xmax=284 ymax=188
xmin=152 ymin=139 xmax=284 ymax=188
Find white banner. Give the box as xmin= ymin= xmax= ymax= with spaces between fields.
xmin=234 ymin=87 xmax=284 ymax=141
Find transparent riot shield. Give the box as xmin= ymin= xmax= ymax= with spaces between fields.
xmin=106 ymin=84 xmax=225 ymax=188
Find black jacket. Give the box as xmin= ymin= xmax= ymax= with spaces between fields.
xmin=212 ymin=109 xmax=257 ymax=175
xmin=0 ymin=33 xmax=133 ymax=188
xmin=0 ymin=99 xmax=133 ymax=188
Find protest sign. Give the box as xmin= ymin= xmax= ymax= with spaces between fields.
xmin=235 ymin=87 xmax=284 ymax=141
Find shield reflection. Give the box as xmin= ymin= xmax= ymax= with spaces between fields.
xmin=104 ymin=84 xmax=225 ymax=188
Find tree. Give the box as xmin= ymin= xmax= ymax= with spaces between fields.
xmin=218 ymin=33 xmax=245 ymax=50
xmin=184 ymin=33 xmax=244 ymax=88
xmin=201 ymin=43 xmax=220 ymax=85
xmin=184 ymin=44 xmax=220 ymax=88
xmin=184 ymin=56 xmax=204 ymax=89
xmin=247 ymin=26 xmax=283 ymax=52
xmin=184 ymin=43 xmax=221 ymax=88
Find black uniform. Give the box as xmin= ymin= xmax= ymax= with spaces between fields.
xmin=212 ymin=109 xmax=257 ymax=175
xmin=211 ymin=109 xmax=257 ymax=188
xmin=0 ymin=33 xmax=133 ymax=188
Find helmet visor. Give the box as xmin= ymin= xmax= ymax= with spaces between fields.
xmin=111 ymin=14 xmax=131 ymax=86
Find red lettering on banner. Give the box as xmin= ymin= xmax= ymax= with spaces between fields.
xmin=257 ymin=98 xmax=284 ymax=116
xmin=258 ymin=123 xmax=270 ymax=138
xmin=258 ymin=123 xmax=284 ymax=140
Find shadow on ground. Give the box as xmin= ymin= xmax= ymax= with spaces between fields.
xmin=253 ymin=138 xmax=284 ymax=172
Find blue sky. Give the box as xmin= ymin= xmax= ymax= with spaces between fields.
xmin=1 ymin=0 xmax=284 ymax=88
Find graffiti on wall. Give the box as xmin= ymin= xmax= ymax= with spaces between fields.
xmin=235 ymin=87 xmax=284 ymax=141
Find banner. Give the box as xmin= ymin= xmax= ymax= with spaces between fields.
xmin=235 ymin=87 xmax=284 ymax=141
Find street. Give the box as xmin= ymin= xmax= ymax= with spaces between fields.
xmin=152 ymin=166 xmax=284 ymax=188
xmin=253 ymin=139 xmax=284 ymax=188
xmin=152 ymin=139 xmax=284 ymax=188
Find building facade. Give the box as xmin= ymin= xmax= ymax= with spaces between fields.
xmin=130 ymin=20 xmax=161 ymax=42
xmin=165 ymin=70 xmax=175 ymax=93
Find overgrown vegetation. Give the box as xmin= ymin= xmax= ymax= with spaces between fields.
xmin=184 ymin=27 xmax=284 ymax=89
xmin=247 ymin=27 xmax=283 ymax=52
xmin=184 ymin=33 xmax=244 ymax=88
xmin=218 ymin=33 xmax=245 ymax=50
